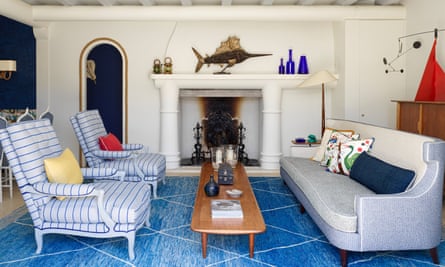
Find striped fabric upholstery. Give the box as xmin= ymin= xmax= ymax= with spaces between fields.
xmin=41 ymin=182 xmax=150 ymax=225
xmin=70 ymin=110 xmax=166 ymax=197
xmin=0 ymin=119 xmax=152 ymax=259
xmin=95 ymin=153 xmax=166 ymax=181
xmin=72 ymin=109 xmax=108 ymax=167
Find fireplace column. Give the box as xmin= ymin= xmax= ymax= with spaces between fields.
xmin=261 ymin=83 xmax=282 ymax=169
xmin=159 ymin=80 xmax=181 ymax=169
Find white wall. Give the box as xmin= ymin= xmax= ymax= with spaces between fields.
xmin=404 ymin=0 xmax=445 ymax=99
xmin=14 ymin=5 xmax=406 ymax=162
xmin=38 ymin=20 xmax=335 ymax=158
xmin=337 ymin=19 xmax=406 ymax=128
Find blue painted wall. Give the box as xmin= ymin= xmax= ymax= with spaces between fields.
xmin=0 ymin=16 xmax=36 ymax=109
xmin=87 ymin=44 xmax=123 ymax=141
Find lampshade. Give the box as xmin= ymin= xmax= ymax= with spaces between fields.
xmin=0 ymin=60 xmax=16 ymax=71
xmin=298 ymin=70 xmax=336 ymax=87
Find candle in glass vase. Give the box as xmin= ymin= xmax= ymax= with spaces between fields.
xmin=226 ymin=148 xmax=233 ymax=161
xmin=216 ymin=149 xmax=223 ymax=164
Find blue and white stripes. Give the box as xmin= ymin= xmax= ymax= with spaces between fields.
xmin=70 ymin=110 xmax=166 ymax=197
xmin=0 ymin=119 xmax=152 ymax=260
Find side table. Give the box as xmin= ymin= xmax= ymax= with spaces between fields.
xmin=290 ymin=140 xmax=320 ymax=158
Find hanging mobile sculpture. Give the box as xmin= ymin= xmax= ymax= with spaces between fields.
xmin=383 ymin=28 xmax=445 ymax=74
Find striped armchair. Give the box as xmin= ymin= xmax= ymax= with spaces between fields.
xmin=0 ymin=119 xmax=152 ymax=260
xmin=70 ymin=110 xmax=166 ymax=198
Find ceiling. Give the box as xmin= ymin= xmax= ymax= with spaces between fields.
xmin=21 ymin=0 xmax=402 ymax=7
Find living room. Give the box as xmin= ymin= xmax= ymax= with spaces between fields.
xmin=1 ymin=0 xmax=445 ymax=266
xmin=2 ymin=0 xmax=439 ymax=167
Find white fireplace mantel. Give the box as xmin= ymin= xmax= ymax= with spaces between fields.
xmin=151 ymin=73 xmax=310 ymax=170
xmin=152 ymin=73 xmax=309 ymax=89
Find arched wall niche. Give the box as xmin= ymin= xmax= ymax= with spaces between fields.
xmin=79 ymin=37 xmax=128 ymax=143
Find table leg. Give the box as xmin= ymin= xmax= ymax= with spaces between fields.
xmin=201 ymin=233 xmax=207 ymax=258
xmin=249 ymin=233 xmax=255 ymax=258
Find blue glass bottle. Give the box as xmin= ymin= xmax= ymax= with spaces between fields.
xmin=286 ymin=49 xmax=295 ymax=74
xmin=204 ymin=175 xmax=219 ymax=197
xmin=278 ymin=58 xmax=285 ymax=74
xmin=298 ymin=55 xmax=309 ymax=74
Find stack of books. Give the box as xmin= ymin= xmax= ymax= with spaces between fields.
xmin=211 ymin=200 xmax=243 ymax=219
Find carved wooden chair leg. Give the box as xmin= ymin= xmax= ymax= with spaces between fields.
xmin=339 ymin=249 xmax=348 ymax=267
xmin=430 ymin=247 xmax=439 ymax=264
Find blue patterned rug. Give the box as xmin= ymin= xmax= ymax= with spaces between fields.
xmin=0 ymin=176 xmax=444 ymax=266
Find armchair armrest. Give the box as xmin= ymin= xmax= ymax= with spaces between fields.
xmin=33 ymin=182 xmax=96 ymax=197
xmin=81 ymin=168 xmax=125 ymax=181
xmin=33 ymin=182 xmax=116 ymax=228
xmin=92 ymin=149 xmax=133 ymax=159
xmin=122 ymin=143 xmax=145 ymax=152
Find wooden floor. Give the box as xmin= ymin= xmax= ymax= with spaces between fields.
xmin=1 ymin=183 xmax=23 ymax=219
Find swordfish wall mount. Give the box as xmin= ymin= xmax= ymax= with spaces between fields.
xmin=192 ymin=36 xmax=272 ymax=74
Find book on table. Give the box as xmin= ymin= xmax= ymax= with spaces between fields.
xmin=211 ymin=199 xmax=244 ymax=219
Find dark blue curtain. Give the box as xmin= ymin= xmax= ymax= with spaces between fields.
xmin=0 ymin=16 xmax=36 ymax=109
xmin=87 ymin=44 xmax=123 ymax=141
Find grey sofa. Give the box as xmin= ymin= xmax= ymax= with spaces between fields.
xmin=280 ymin=119 xmax=445 ymax=267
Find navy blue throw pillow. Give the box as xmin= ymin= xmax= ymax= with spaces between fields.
xmin=349 ymin=152 xmax=415 ymax=194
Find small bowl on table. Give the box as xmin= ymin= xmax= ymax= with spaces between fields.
xmin=226 ymin=189 xmax=243 ymax=198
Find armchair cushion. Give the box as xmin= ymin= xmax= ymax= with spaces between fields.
xmin=350 ymin=152 xmax=415 ymax=194
xmin=41 ymin=181 xmax=151 ymax=224
xmin=99 ymin=133 xmax=123 ymax=151
xmin=44 ymin=148 xmax=83 ymax=200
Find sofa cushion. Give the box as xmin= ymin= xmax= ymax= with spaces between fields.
xmin=280 ymin=156 xmax=375 ymax=233
xmin=350 ymin=152 xmax=415 ymax=194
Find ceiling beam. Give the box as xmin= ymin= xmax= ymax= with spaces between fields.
xmin=356 ymin=0 xmax=375 ymax=4
xmin=221 ymin=0 xmax=232 ymax=5
xmin=335 ymin=0 xmax=358 ymax=5
xmin=181 ymin=0 xmax=193 ymax=5
xmin=139 ymin=0 xmax=156 ymax=5
xmin=56 ymin=0 xmax=79 ymax=6
xmin=261 ymin=0 xmax=274 ymax=5
xmin=297 ymin=0 xmax=315 ymax=4
xmin=32 ymin=5 xmax=406 ymax=22
xmin=98 ymin=0 xmax=119 ymax=6
xmin=375 ymin=0 xmax=400 ymax=5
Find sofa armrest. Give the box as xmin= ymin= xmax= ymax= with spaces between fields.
xmin=355 ymin=191 xmax=442 ymax=249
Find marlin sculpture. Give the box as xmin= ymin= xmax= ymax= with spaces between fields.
xmin=192 ymin=36 xmax=272 ymax=74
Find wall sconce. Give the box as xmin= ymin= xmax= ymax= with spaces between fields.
xmin=0 ymin=60 xmax=17 ymax=80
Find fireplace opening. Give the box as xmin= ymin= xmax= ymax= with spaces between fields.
xmin=203 ymin=110 xmax=239 ymax=147
xmin=181 ymin=97 xmax=259 ymax=167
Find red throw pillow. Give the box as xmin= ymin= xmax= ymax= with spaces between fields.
xmin=98 ymin=133 xmax=123 ymax=151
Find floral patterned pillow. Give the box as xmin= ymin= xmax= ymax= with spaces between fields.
xmin=338 ymin=138 xmax=375 ymax=175
xmin=321 ymin=131 xmax=358 ymax=172
xmin=312 ymin=128 xmax=354 ymax=162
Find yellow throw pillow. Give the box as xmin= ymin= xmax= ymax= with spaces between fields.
xmin=44 ymin=148 xmax=83 ymax=200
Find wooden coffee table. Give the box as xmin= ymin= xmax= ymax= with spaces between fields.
xmin=191 ymin=162 xmax=266 ymax=258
